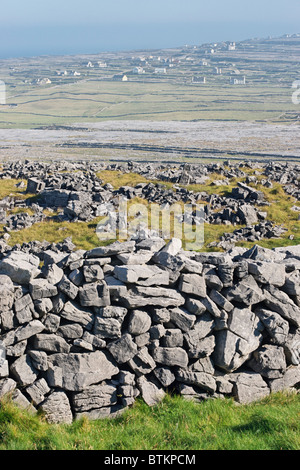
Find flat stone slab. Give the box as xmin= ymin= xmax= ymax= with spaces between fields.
xmin=119 ymin=286 xmax=185 ymax=308
xmin=86 ymin=241 xmax=136 ymax=258
xmin=72 ymin=383 xmax=117 ymax=413
xmin=152 ymin=347 xmax=189 ymax=368
xmin=47 ymin=351 xmax=119 ymax=391
xmin=232 ymin=372 xmax=270 ymax=404
xmin=0 ymin=251 xmax=40 ymax=284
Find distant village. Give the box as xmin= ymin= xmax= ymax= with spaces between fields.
xmin=14 ymin=40 xmax=250 ymax=88
xmin=7 ymin=33 xmax=300 ymax=90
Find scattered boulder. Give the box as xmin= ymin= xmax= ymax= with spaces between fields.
xmin=232 ymin=372 xmax=270 ymax=404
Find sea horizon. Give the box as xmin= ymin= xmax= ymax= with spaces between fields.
xmin=1 ymin=21 xmax=299 ymax=60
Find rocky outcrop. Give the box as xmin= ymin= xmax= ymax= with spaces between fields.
xmin=1 ymin=159 xmax=300 ymax=256
xmin=208 ymin=222 xmax=287 ymax=251
xmin=0 ymin=160 xmax=275 ymax=229
xmin=0 ymin=236 xmax=299 ymax=423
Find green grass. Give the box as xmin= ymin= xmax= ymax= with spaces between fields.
xmin=97 ymin=170 xmax=153 ymax=189
xmin=97 ymin=170 xmax=175 ymax=190
xmin=3 ymin=217 xmax=109 ymax=251
xmin=186 ymin=174 xmax=241 ymax=198
xmin=3 ymin=178 xmax=299 ymax=252
xmin=0 ymin=392 xmax=299 ymax=450
xmin=0 ymin=179 xmax=33 ymax=201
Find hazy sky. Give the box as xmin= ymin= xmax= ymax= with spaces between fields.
xmin=1 ymin=0 xmax=300 ymax=57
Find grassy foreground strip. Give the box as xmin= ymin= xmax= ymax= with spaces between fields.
xmin=0 ymin=392 xmax=299 ymax=450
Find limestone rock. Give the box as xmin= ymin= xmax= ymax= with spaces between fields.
xmin=29 ymin=279 xmax=58 ymax=300
xmin=14 ymin=320 xmax=45 ymax=343
xmin=0 ymin=377 xmax=16 ymax=398
xmin=47 ymin=351 xmax=119 ymax=391
xmin=224 ymin=276 xmax=264 ymax=306
xmin=263 ymin=285 xmax=300 ymax=328
xmin=119 ymin=286 xmax=185 ymax=308
xmin=26 ymin=378 xmax=51 ymax=405
xmin=255 ymin=308 xmax=289 ymax=345
xmin=57 ymin=275 xmax=78 ymax=300
xmin=176 ymin=369 xmax=216 ymax=394
xmin=214 ymin=310 xmax=264 ymax=373
xmin=12 ymin=389 xmax=37 ymax=415
xmin=0 ymin=275 xmax=14 ymax=313
xmin=152 ymin=347 xmax=189 ymax=368
xmin=107 ymin=334 xmax=138 ymax=364
xmin=178 ymin=273 xmax=206 ymax=298
xmin=72 ymin=383 xmax=117 ymax=412
xmin=269 ymin=365 xmax=300 ymax=393
xmin=41 ymin=263 xmax=64 ymax=285
xmin=248 ymin=345 xmax=287 ymax=379
xmin=79 ymin=281 xmax=110 ymax=307
xmin=248 ymin=261 xmax=286 ymax=287
xmin=93 ymin=317 xmax=122 ymax=339
xmin=10 ymin=354 xmax=38 ymax=386
xmin=137 ymin=375 xmax=165 ymax=406
xmin=86 ymin=241 xmax=135 ymax=258
xmin=232 ymin=372 xmax=270 ymax=404
xmin=153 ymin=367 xmax=175 ymax=387
xmin=40 ymin=391 xmax=73 ymax=424
xmin=127 ymin=310 xmax=152 ymax=335
xmin=169 ymin=307 xmax=196 ymax=332
xmin=0 ymin=252 xmax=40 ymax=284
xmin=127 ymin=347 xmax=156 ymax=376
xmin=34 ymin=334 xmax=71 ymax=354
xmin=60 ymin=301 xmax=94 ymax=330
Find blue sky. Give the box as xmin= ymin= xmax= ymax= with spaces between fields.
xmin=1 ymin=0 xmax=300 ymax=57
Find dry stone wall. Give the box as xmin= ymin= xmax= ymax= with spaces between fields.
xmin=0 ymin=237 xmax=300 ymax=424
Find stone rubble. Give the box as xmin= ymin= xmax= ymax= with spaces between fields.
xmin=1 ymin=159 xmax=299 ymax=248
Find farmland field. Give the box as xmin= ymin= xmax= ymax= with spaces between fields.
xmin=0 ymin=80 xmax=297 ymax=127
xmin=0 ymin=35 xmax=299 ymax=162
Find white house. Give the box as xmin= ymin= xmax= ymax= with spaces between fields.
xmin=192 ymin=76 xmax=206 ymax=84
xmin=230 ymin=76 xmax=246 ymax=85
xmin=113 ymin=74 xmax=128 ymax=82
xmin=86 ymin=61 xmax=94 ymax=68
xmin=132 ymin=66 xmax=145 ymax=74
xmin=34 ymin=78 xmax=51 ymax=85
xmin=228 ymin=42 xmax=236 ymax=51
xmin=35 ymin=77 xmax=52 ymax=85
xmin=154 ymin=68 xmax=167 ymax=74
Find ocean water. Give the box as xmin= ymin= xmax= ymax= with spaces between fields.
xmin=0 ymin=21 xmax=298 ymax=59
